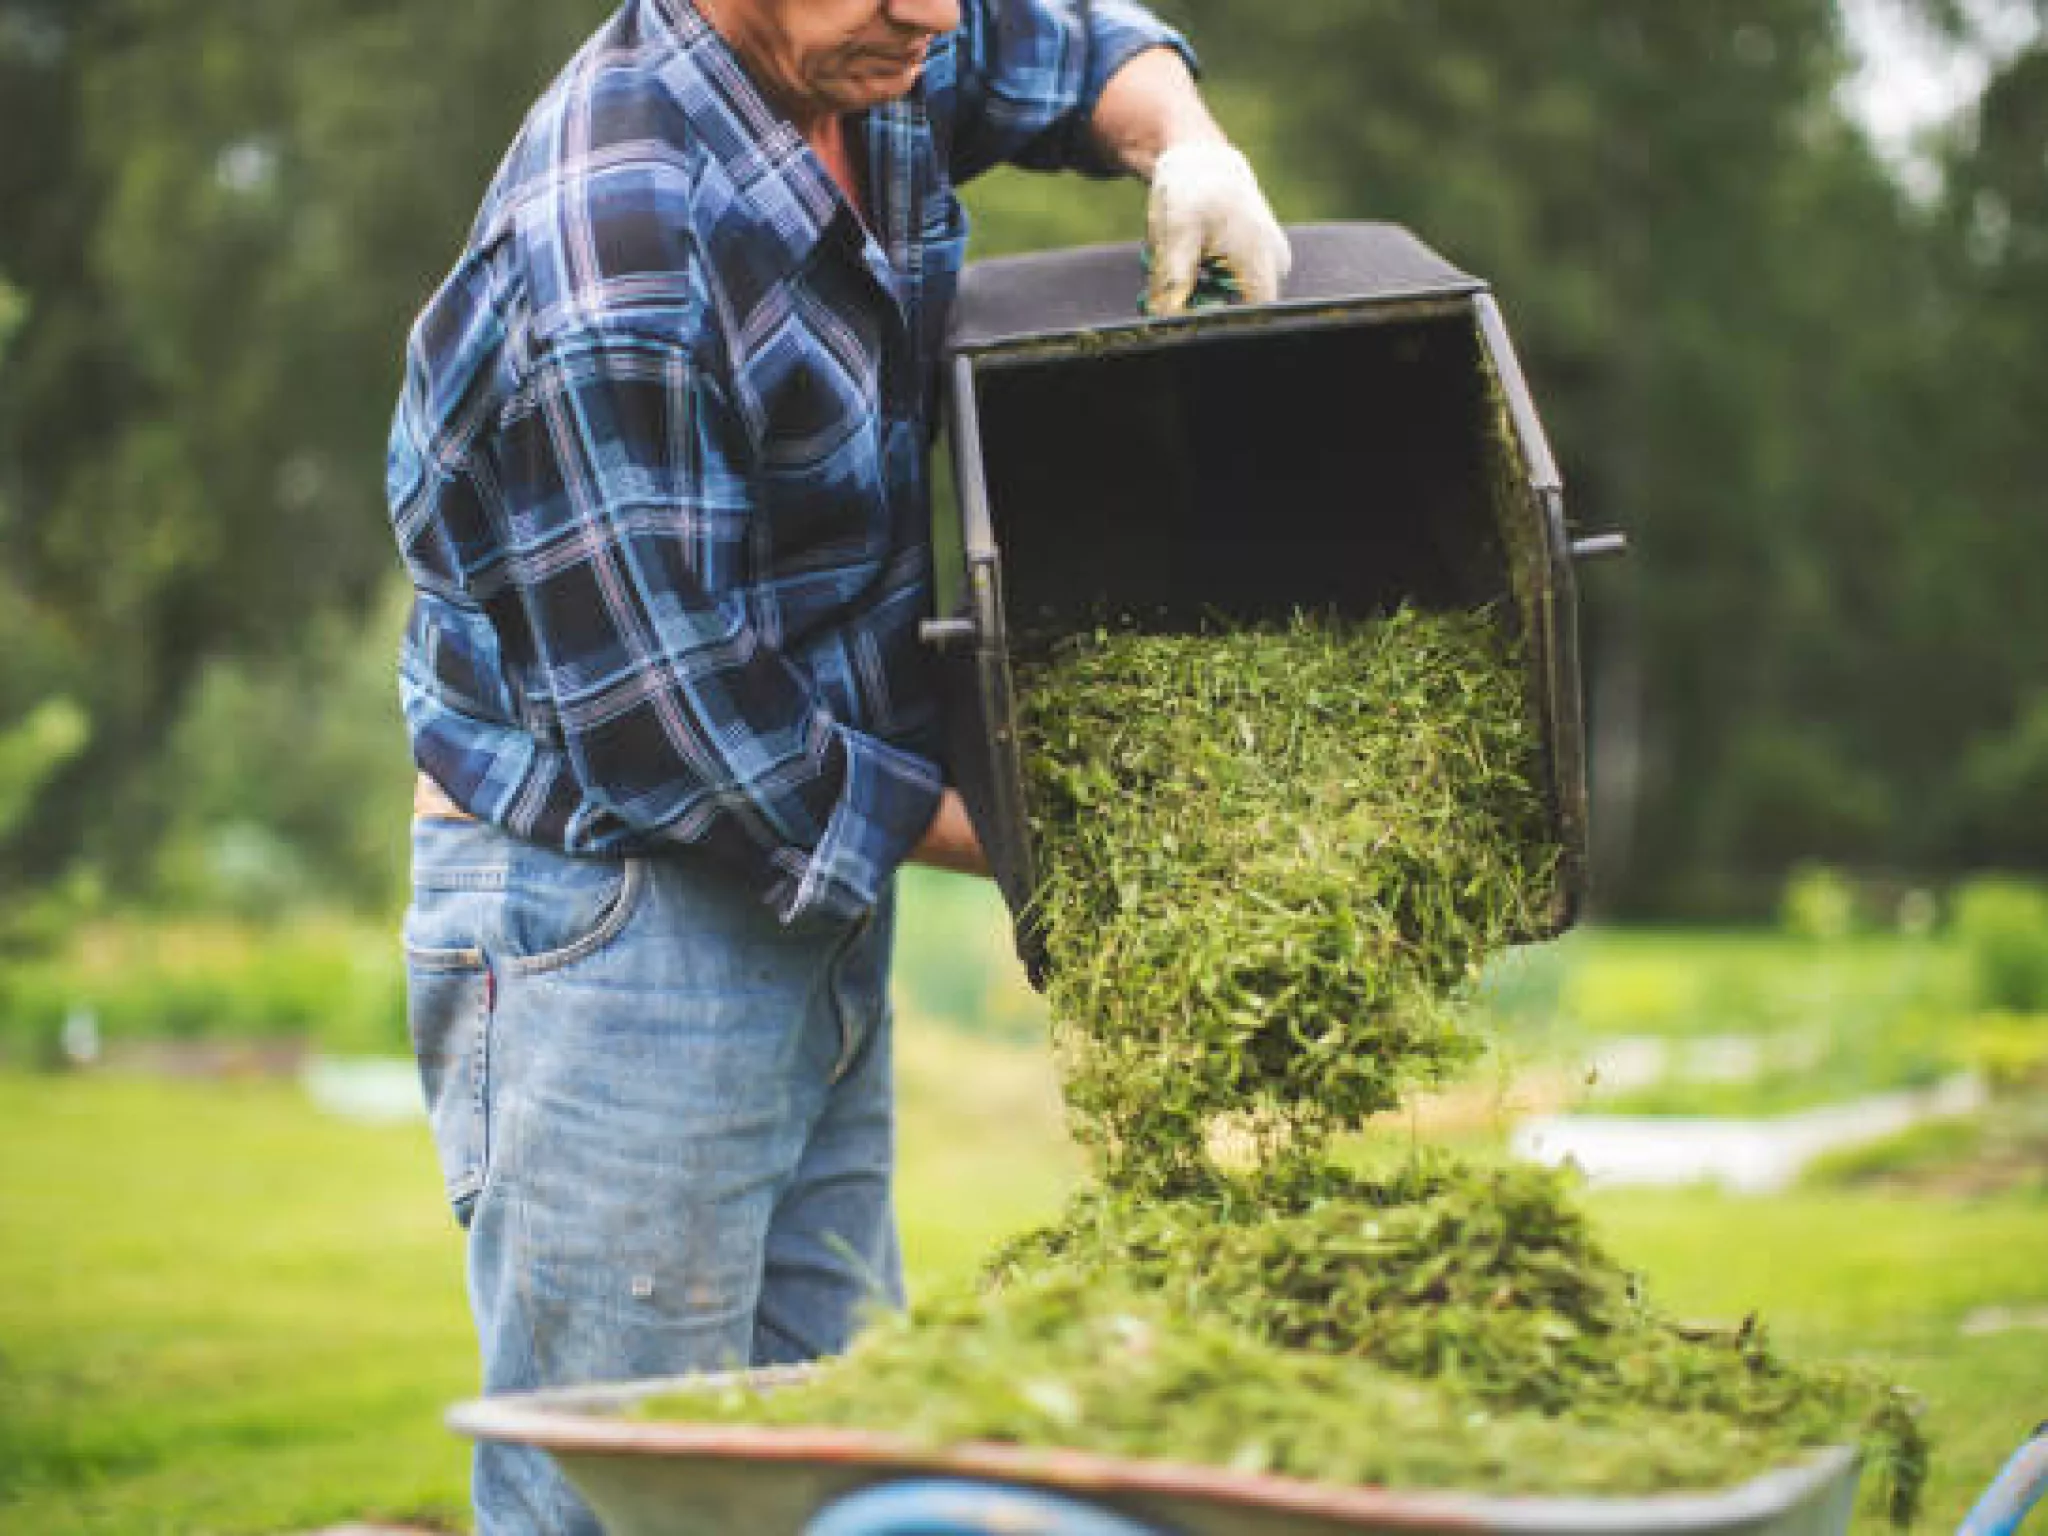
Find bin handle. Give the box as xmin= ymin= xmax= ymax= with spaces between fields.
xmin=1570 ymin=532 xmax=1630 ymax=563
xmin=920 ymin=618 xmax=980 ymax=652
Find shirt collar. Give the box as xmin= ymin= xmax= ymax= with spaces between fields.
xmin=638 ymin=0 xmax=883 ymax=287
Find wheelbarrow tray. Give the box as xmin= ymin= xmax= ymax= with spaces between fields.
xmin=448 ymin=1369 xmax=1863 ymax=1536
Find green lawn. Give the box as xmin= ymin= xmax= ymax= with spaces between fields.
xmin=1 ymin=1017 xmax=2042 ymax=1533
xmin=1589 ymin=1188 xmax=2048 ymax=1536
xmin=0 ymin=1021 xmax=1078 ymax=1535
xmin=0 ymin=1074 xmax=477 ymax=1534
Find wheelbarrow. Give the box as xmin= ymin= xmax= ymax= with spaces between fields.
xmin=448 ymin=1377 xmax=2047 ymax=1536
xmin=448 ymin=1368 xmax=1854 ymax=1536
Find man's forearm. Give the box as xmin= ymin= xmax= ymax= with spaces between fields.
xmin=1091 ymin=46 xmax=1226 ymax=180
xmin=1090 ymin=45 xmax=1292 ymax=312
xmin=910 ymin=787 xmax=991 ymax=877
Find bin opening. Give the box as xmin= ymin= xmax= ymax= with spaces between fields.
xmin=976 ymin=310 xmax=1516 ymax=646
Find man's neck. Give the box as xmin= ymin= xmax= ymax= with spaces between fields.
xmin=809 ymin=114 xmax=869 ymax=228
xmin=692 ymin=0 xmax=829 ymax=137
xmin=688 ymin=0 xmax=867 ymax=223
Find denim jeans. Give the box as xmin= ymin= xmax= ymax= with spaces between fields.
xmin=403 ymin=817 xmax=902 ymax=1535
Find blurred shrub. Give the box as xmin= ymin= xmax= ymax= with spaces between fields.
xmin=893 ymin=869 xmax=1046 ymax=1041
xmin=1949 ymin=692 xmax=2048 ymax=868
xmin=1560 ymin=951 xmax=1696 ymax=1036
xmin=1700 ymin=730 xmax=1893 ymax=874
xmin=1949 ymin=877 xmax=2048 ymax=1012
xmin=0 ymin=699 xmax=90 ymax=834
xmin=1778 ymin=864 xmax=1857 ymax=943
xmin=1892 ymin=887 xmax=1940 ymax=939
xmin=0 ymin=275 xmax=23 ymax=356
xmin=0 ymin=916 xmax=406 ymax=1064
xmin=1801 ymin=1115 xmax=1988 ymax=1190
xmin=152 ymin=821 xmax=324 ymax=921
xmin=1960 ymin=1012 xmax=2048 ymax=1092
xmin=0 ymin=698 xmax=99 ymax=972
xmin=1596 ymin=1003 xmax=1957 ymax=1117
xmin=1802 ymin=1095 xmax=2048 ymax=1197
xmin=1473 ymin=939 xmax=1573 ymax=1034
xmin=149 ymin=583 xmax=415 ymax=917
xmin=1554 ymin=921 xmax=1982 ymax=1114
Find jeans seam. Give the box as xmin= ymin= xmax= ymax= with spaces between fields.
xmin=825 ymin=911 xmax=876 ymax=1085
xmin=463 ymin=955 xmax=493 ymax=1219
xmin=403 ymin=942 xmax=491 ymax=1221
xmin=503 ymin=857 xmax=649 ymax=977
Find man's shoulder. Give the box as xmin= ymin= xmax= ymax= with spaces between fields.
xmin=482 ymin=7 xmax=715 ymax=346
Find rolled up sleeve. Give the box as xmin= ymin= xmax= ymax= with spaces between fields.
xmin=949 ymin=0 xmax=1198 ymax=182
xmin=790 ymin=728 xmax=946 ymax=925
xmin=495 ymin=324 xmax=940 ymax=926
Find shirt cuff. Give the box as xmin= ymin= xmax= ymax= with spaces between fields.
xmin=772 ymin=727 xmax=944 ymax=927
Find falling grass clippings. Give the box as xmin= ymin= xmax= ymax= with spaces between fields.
xmin=1017 ymin=610 xmax=1556 ymax=1189
xmin=641 ymin=609 xmax=1927 ymax=1520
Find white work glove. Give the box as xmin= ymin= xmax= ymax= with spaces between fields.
xmin=1145 ymin=142 xmax=1293 ymax=316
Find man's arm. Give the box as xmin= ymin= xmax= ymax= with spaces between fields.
xmin=911 ymin=788 xmax=990 ymax=876
xmin=1087 ymin=43 xmax=1225 ymax=178
xmin=1092 ymin=47 xmax=1292 ymax=314
xmin=942 ymin=0 xmax=1196 ymax=181
xmin=488 ymin=323 xmax=944 ymax=925
xmin=942 ymin=1 xmax=1291 ymax=314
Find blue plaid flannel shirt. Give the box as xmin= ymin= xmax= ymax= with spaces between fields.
xmin=388 ymin=0 xmax=1190 ymax=926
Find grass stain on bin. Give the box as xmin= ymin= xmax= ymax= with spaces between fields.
xmin=646 ymin=610 xmax=1928 ymax=1520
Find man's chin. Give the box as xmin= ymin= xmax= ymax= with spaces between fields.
xmin=821 ymin=65 xmax=923 ymax=112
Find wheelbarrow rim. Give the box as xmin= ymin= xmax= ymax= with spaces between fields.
xmin=448 ymin=1369 xmax=1862 ymax=1535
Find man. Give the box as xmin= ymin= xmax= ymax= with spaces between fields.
xmin=387 ymin=0 xmax=1289 ymax=1528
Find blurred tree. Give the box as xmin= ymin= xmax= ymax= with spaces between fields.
xmin=151 ymin=581 xmax=416 ymax=915
xmin=0 ymin=0 xmax=2041 ymax=916
xmin=0 ymin=0 xmax=614 ymax=884
xmin=1929 ymin=31 xmax=2048 ymax=870
xmin=0 ymin=699 xmax=89 ymax=846
xmin=1157 ymin=0 xmax=2031 ymax=912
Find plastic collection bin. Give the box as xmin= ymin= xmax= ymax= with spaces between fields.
xmin=927 ymin=223 xmax=1613 ymax=968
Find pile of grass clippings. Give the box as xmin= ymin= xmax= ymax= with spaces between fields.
xmin=688 ymin=1278 xmax=1901 ymax=1502
xmin=691 ymin=1161 xmax=1921 ymax=1510
xmin=983 ymin=1157 xmax=1923 ymax=1514
xmin=649 ymin=609 xmax=1927 ymax=1521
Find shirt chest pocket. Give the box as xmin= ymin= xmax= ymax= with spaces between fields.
xmin=745 ymin=267 xmax=887 ymax=477
xmin=741 ymin=290 xmax=891 ymax=577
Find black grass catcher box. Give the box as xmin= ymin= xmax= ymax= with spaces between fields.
xmin=926 ymin=222 xmax=1613 ymax=975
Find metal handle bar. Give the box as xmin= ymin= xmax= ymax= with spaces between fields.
xmin=806 ymin=1477 xmax=1165 ymax=1536
xmin=1959 ymin=1423 xmax=2048 ymax=1536
xmin=920 ymin=617 xmax=980 ymax=651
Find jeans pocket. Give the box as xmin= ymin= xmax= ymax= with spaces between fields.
xmin=405 ymin=938 xmax=491 ymax=1227
xmin=497 ymin=853 xmax=649 ymax=977
xmin=410 ymin=817 xmax=648 ymax=979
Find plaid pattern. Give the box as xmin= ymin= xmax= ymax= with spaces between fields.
xmin=387 ymin=0 xmax=1190 ymax=925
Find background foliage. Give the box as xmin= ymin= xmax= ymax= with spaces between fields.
xmin=1 ymin=0 xmax=2045 ymax=920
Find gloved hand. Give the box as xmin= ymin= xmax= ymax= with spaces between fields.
xmin=1145 ymin=142 xmax=1293 ymax=317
